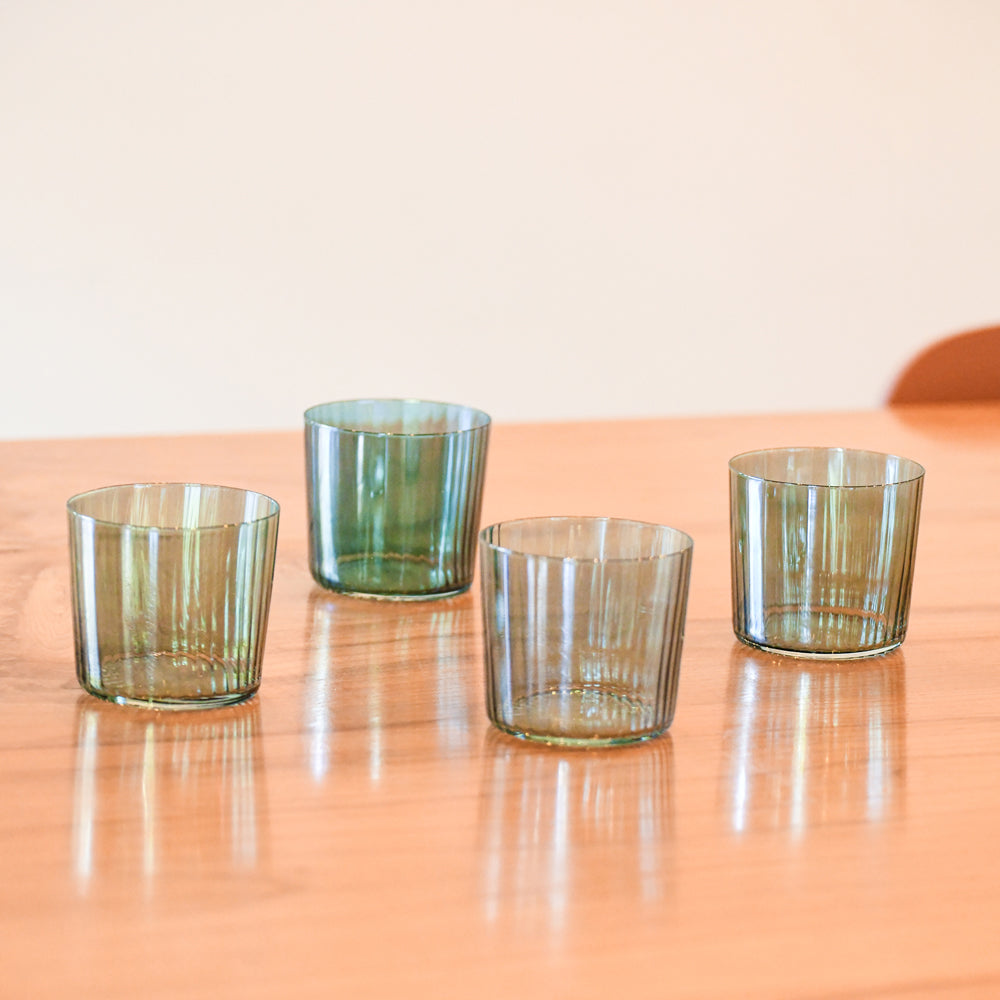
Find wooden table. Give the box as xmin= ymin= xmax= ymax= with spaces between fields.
xmin=2 ymin=404 xmax=998 ymax=998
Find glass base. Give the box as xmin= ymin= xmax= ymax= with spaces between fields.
xmin=312 ymin=554 xmax=472 ymax=601
xmin=79 ymin=652 xmax=260 ymax=709
xmin=736 ymin=608 xmax=905 ymax=660
xmin=318 ymin=582 xmax=472 ymax=602
xmin=735 ymin=634 xmax=903 ymax=661
xmin=490 ymin=687 xmax=668 ymax=747
xmin=490 ymin=722 xmax=666 ymax=748
xmin=84 ymin=688 xmax=259 ymax=710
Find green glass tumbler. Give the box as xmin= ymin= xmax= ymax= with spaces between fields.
xmin=480 ymin=516 xmax=694 ymax=746
xmin=305 ymin=399 xmax=491 ymax=600
xmin=730 ymin=447 xmax=924 ymax=659
xmin=68 ymin=483 xmax=280 ymax=708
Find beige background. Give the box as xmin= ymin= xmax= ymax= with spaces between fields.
xmin=2 ymin=0 xmax=998 ymax=439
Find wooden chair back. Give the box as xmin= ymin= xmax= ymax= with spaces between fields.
xmin=888 ymin=325 xmax=1000 ymax=404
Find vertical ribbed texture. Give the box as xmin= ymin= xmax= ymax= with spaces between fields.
xmin=68 ymin=484 xmax=280 ymax=708
xmin=305 ymin=399 xmax=490 ymax=599
xmin=480 ymin=517 xmax=693 ymax=746
xmin=730 ymin=448 xmax=924 ymax=657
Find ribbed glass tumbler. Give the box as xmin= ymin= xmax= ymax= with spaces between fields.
xmin=480 ymin=517 xmax=694 ymax=746
xmin=305 ymin=399 xmax=490 ymax=600
xmin=730 ymin=447 xmax=924 ymax=659
xmin=68 ymin=483 xmax=280 ymax=708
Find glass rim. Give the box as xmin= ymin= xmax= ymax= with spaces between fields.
xmin=728 ymin=446 xmax=926 ymax=488
xmin=304 ymin=397 xmax=491 ymax=437
xmin=479 ymin=515 xmax=694 ymax=562
xmin=66 ymin=482 xmax=281 ymax=531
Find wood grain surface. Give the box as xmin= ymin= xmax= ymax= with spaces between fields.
xmin=1 ymin=404 xmax=998 ymax=998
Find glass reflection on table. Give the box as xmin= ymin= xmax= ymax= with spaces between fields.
xmin=723 ymin=645 xmax=907 ymax=835
xmin=304 ymin=590 xmax=476 ymax=783
xmin=72 ymin=698 xmax=263 ymax=892
xmin=479 ymin=732 xmax=674 ymax=934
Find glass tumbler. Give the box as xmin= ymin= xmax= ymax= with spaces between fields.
xmin=305 ymin=399 xmax=490 ymax=600
xmin=68 ymin=483 xmax=280 ymax=708
xmin=480 ymin=516 xmax=694 ymax=746
xmin=730 ymin=447 xmax=924 ymax=658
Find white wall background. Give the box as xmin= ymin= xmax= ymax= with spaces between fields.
xmin=2 ymin=0 xmax=998 ymax=439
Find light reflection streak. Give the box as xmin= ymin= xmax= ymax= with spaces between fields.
xmin=723 ymin=645 xmax=906 ymax=835
xmin=71 ymin=698 xmax=263 ymax=891
xmin=479 ymin=732 xmax=674 ymax=934
xmin=304 ymin=591 xmax=474 ymax=783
